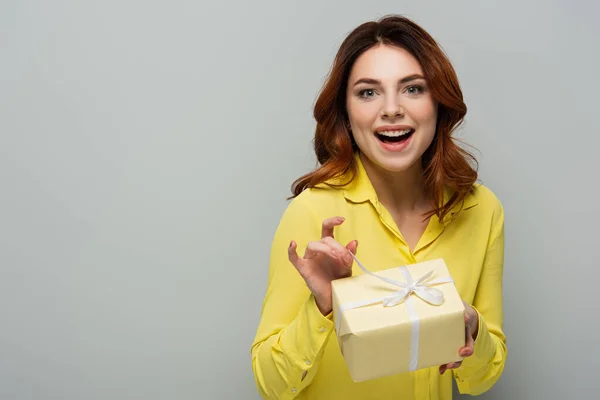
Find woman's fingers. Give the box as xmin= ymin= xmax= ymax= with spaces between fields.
xmin=460 ymin=323 xmax=475 ymax=357
xmin=322 ymin=237 xmax=352 ymax=265
xmin=289 ymin=215 xmax=358 ymax=278
xmin=440 ymin=311 xmax=476 ymax=375
xmin=305 ymin=240 xmax=336 ymax=259
xmin=288 ymin=241 xmax=304 ymax=273
xmin=447 ymin=361 xmax=462 ymax=371
xmin=289 ymin=237 xmax=350 ymax=265
xmin=321 ymin=216 xmax=345 ymax=239
xmin=288 ymin=240 xmax=338 ymax=277
xmin=321 ymin=236 xmax=347 ymax=253
xmin=346 ymin=239 xmax=358 ymax=255
xmin=439 ymin=360 xmax=463 ymax=375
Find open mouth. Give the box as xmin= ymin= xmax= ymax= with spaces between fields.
xmin=375 ymin=129 xmax=415 ymax=144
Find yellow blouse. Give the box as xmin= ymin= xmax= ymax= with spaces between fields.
xmin=251 ymin=153 xmax=507 ymax=399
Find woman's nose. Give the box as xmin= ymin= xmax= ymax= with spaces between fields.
xmin=381 ymin=98 xmax=405 ymax=120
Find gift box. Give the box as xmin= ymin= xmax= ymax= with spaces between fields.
xmin=331 ymin=256 xmax=465 ymax=382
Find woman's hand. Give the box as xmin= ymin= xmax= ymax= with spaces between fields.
xmin=439 ymin=301 xmax=479 ymax=374
xmin=288 ymin=216 xmax=358 ymax=316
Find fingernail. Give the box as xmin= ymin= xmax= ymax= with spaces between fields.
xmin=289 ymin=241 xmax=294 ymax=248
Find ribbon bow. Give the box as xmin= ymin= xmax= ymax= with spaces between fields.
xmin=351 ymin=253 xmax=450 ymax=307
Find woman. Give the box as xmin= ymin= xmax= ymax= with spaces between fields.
xmin=251 ymin=15 xmax=506 ymax=400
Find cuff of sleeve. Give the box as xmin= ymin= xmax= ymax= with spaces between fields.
xmin=278 ymin=294 xmax=334 ymax=397
xmin=456 ymin=307 xmax=496 ymax=373
xmin=280 ymin=294 xmax=334 ymax=369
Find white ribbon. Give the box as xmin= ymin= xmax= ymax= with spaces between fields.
xmin=335 ymin=254 xmax=454 ymax=372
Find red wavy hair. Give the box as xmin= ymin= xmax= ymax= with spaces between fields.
xmin=291 ymin=15 xmax=478 ymax=222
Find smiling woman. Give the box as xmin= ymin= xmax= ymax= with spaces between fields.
xmin=251 ymin=15 xmax=506 ymax=400
xmin=347 ymin=46 xmax=438 ymax=178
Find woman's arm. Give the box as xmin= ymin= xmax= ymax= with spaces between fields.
xmin=251 ymin=196 xmax=334 ymax=399
xmin=453 ymin=201 xmax=508 ymax=395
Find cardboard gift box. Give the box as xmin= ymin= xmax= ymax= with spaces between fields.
xmin=331 ymin=256 xmax=465 ymax=382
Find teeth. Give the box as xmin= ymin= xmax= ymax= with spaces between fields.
xmin=376 ymin=129 xmax=412 ymax=137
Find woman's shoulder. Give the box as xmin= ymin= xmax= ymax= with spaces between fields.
xmin=464 ymin=183 xmax=504 ymax=224
xmin=470 ymin=183 xmax=503 ymax=209
xmin=289 ymin=183 xmax=348 ymax=214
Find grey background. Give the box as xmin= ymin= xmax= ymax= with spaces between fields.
xmin=1 ymin=1 xmax=598 ymax=399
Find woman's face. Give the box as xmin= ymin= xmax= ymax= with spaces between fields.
xmin=346 ymin=44 xmax=438 ymax=173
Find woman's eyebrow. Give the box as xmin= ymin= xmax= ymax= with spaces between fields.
xmin=352 ymin=74 xmax=425 ymax=87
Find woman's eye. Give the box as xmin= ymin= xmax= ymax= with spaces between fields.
xmin=358 ymin=89 xmax=376 ymax=98
xmin=406 ymin=85 xmax=424 ymax=94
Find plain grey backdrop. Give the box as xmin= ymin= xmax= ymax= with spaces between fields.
xmin=1 ymin=1 xmax=598 ymax=399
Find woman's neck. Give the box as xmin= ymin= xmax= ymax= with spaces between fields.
xmin=359 ymin=152 xmax=430 ymax=216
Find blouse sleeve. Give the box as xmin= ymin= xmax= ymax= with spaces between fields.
xmin=251 ymin=195 xmax=335 ymax=399
xmin=454 ymin=201 xmax=508 ymax=395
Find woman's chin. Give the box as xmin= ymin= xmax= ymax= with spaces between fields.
xmin=363 ymin=151 xmax=421 ymax=174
